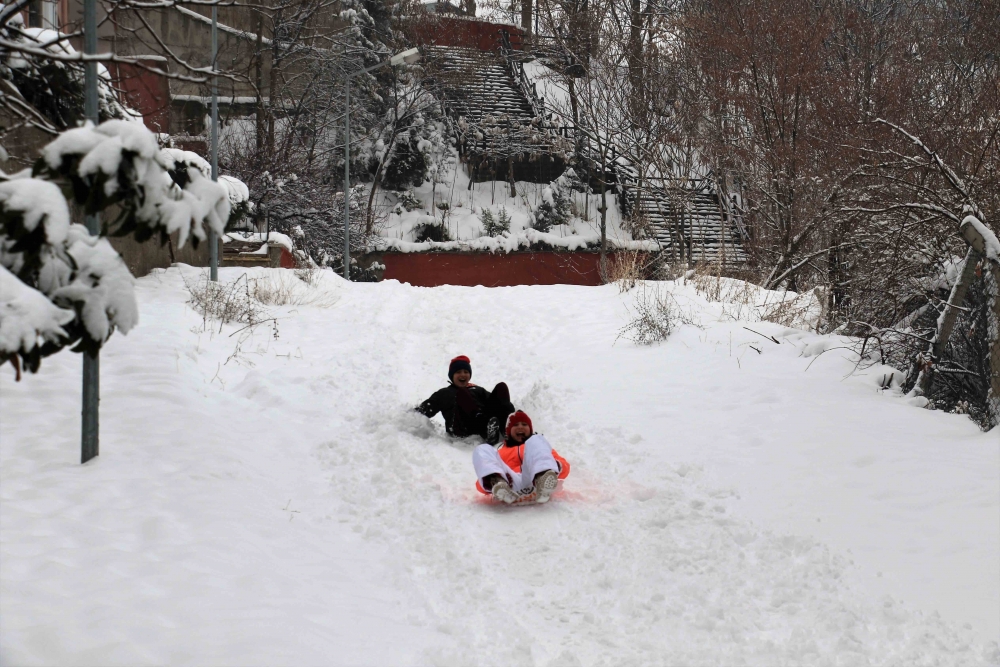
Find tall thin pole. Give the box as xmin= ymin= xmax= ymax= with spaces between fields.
xmin=81 ymin=0 xmax=99 ymax=464
xmin=209 ymin=6 xmax=219 ymax=282
xmin=343 ymin=76 xmax=351 ymax=280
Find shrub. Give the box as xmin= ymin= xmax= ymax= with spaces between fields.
xmin=607 ymin=249 xmax=649 ymax=292
xmin=498 ymin=207 xmax=512 ymax=233
xmin=617 ymin=284 xmax=696 ymax=345
xmin=381 ymin=133 xmax=428 ymax=191
xmin=395 ymin=189 xmax=422 ymax=213
xmin=532 ymin=169 xmax=581 ymax=232
xmin=481 ymin=207 xmax=511 ymax=237
xmin=413 ymin=221 xmax=451 ymax=242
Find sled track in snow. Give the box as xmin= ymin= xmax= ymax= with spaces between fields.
xmin=312 ymin=286 xmax=991 ymax=666
xmin=318 ymin=414 xmax=988 ymax=665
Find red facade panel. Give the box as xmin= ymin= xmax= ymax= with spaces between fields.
xmin=410 ymin=16 xmax=523 ymax=51
xmin=108 ymin=59 xmax=171 ymax=133
xmin=378 ymin=251 xmax=643 ymax=287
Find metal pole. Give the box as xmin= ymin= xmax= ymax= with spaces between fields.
xmin=344 ymin=76 xmax=351 ymax=280
xmin=81 ymin=0 xmax=99 ymax=464
xmin=209 ymin=6 xmax=219 ymax=282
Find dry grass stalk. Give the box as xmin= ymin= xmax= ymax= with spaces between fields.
xmin=617 ymin=283 xmax=698 ymax=345
xmin=185 ymin=273 xmax=271 ymax=328
xmin=248 ymin=272 xmax=339 ymax=308
xmin=687 ymin=263 xmax=820 ymax=329
xmin=607 ymin=249 xmax=648 ymax=292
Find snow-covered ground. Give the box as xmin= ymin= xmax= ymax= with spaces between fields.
xmin=2 ymin=267 xmax=997 ymax=665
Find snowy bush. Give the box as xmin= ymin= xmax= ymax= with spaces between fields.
xmin=480 ymin=207 xmax=510 ymax=237
xmin=1 ymin=120 xmax=230 ymax=378
xmin=1 ymin=22 xmax=140 ymax=133
xmin=348 ymin=261 xmax=383 ymax=283
xmin=497 ymin=207 xmax=512 ymax=234
xmin=867 ymin=252 xmax=1000 ymax=429
xmin=35 ymin=122 xmax=230 ymax=247
xmin=617 ymin=284 xmax=687 ymax=345
xmin=265 ymin=180 xmax=369 ymax=273
xmin=412 ymin=220 xmax=451 ymax=243
xmin=0 ymin=264 xmax=74 ymax=377
xmin=394 ymin=189 xmax=422 ymax=213
xmin=381 ymin=132 xmax=428 ymax=192
xmin=531 ymin=169 xmax=582 ymax=233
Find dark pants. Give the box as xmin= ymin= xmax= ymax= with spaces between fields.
xmin=453 ymin=382 xmax=514 ymax=443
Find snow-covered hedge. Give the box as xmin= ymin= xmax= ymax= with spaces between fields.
xmin=1 ymin=120 xmax=230 ymax=377
xmin=375 ymin=227 xmax=659 ymax=254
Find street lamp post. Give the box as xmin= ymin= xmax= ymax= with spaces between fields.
xmin=209 ymin=6 xmax=219 ymax=282
xmin=343 ymin=47 xmax=420 ymax=280
xmin=81 ymin=0 xmax=99 ymax=464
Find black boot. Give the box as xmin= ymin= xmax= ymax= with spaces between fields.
xmin=486 ymin=416 xmax=501 ymax=444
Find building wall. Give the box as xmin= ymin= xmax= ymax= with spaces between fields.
xmin=366 ymin=251 xmax=646 ymax=287
xmin=0 ymin=108 xmax=53 ymax=172
xmin=409 ymin=14 xmax=524 ymax=51
xmin=107 ymin=233 xmax=222 ymax=279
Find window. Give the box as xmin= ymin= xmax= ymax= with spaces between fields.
xmin=26 ymin=0 xmax=59 ymax=29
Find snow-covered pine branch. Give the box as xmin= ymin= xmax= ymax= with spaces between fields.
xmin=36 ymin=121 xmax=230 ymax=247
xmin=1 ymin=120 xmax=230 ymax=377
xmin=0 ymin=264 xmax=74 ymax=379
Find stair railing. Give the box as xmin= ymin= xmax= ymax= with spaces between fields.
xmin=498 ymin=29 xmax=548 ymax=122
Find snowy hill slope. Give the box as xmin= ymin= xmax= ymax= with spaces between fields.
xmin=1 ymin=267 xmax=997 ymax=665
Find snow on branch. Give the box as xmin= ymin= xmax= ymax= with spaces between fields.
xmin=2 ymin=120 xmax=231 ymax=377
xmin=1 ymin=179 xmax=138 ymax=359
xmin=874 ymin=118 xmax=977 ymax=213
xmin=37 ymin=120 xmax=230 ymax=248
xmin=961 ymin=215 xmax=1000 ymax=264
xmin=841 ymin=202 xmax=962 ymax=223
xmin=0 ymin=264 xmax=74 ymax=375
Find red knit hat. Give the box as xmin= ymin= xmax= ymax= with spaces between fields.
xmin=448 ymin=355 xmax=472 ymax=380
xmin=505 ymin=410 xmax=533 ymax=438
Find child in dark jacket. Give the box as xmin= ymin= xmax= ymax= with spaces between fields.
xmin=416 ymin=355 xmax=515 ymax=444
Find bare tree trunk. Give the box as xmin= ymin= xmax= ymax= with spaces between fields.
xmin=366 ymin=84 xmax=402 ymax=236
xmin=986 ymin=261 xmax=1000 ymax=428
xmin=521 ymin=0 xmax=532 ymax=35
xmin=961 ymin=217 xmax=1000 ymax=428
xmin=267 ymin=11 xmax=280 ymax=156
xmin=255 ymin=12 xmax=265 ymax=153
xmin=912 ymin=246 xmax=981 ymax=397
xmin=366 ymin=163 xmax=384 ymax=236
xmin=627 ymin=0 xmax=643 ymax=122
xmin=568 ymin=78 xmax=581 ymax=157
xmin=599 ymin=179 xmax=608 ymax=281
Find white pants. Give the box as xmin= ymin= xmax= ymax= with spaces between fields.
xmin=473 ymin=434 xmax=559 ymax=494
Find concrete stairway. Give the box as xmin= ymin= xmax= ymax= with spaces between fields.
xmin=426 ymin=47 xmax=534 ymax=121
xmin=424 ymin=46 xmax=560 ymax=161
xmin=425 ymin=44 xmax=747 ymax=264
xmin=628 ymin=184 xmax=748 ymax=265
